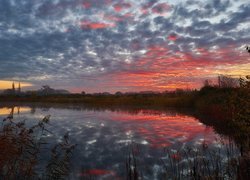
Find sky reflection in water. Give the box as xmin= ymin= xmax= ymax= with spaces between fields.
xmin=0 ymin=106 xmax=228 ymax=179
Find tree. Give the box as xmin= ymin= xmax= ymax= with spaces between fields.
xmin=81 ymin=91 xmax=86 ymax=95
xmin=203 ymin=79 xmax=212 ymax=87
xmin=246 ymin=45 xmax=250 ymax=53
xmin=115 ymin=91 xmax=123 ymax=96
xmin=40 ymin=85 xmax=55 ymax=95
xmin=218 ymin=75 xmax=239 ymax=88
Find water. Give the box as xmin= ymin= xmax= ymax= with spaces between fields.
xmin=0 ymin=105 xmax=239 ymax=179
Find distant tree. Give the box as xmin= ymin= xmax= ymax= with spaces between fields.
xmin=218 ymin=75 xmax=239 ymax=88
xmin=246 ymin=45 xmax=250 ymax=53
xmin=2 ymin=89 xmax=14 ymax=95
xmin=175 ymin=88 xmax=185 ymax=95
xmin=12 ymin=82 xmax=15 ymax=92
xmin=102 ymin=92 xmax=111 ymax=96
xmin=203 ymin=79 xmax=212 ymax=87
xmin=115 ymin=91 xmax=123 ymax=96
xmin=42 ymin=85 xmax=52 ymax=90
xmin=239 ymin=76 xmax=250 ymax=89
xmin=81 ymin=91 xmax=86 ymax=95
xmin=40 ymin=85 xmax=55 ymax=95
xmin=18 ymin=82 xmax=21 ymax=94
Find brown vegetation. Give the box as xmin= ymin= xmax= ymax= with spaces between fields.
xmin=0 ymin=113 xmax=75 ymax=179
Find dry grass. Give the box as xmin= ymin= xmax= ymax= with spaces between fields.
xmin=0 ymin=112 xmax=75 ymax=179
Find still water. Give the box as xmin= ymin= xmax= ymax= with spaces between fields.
xmin=0 ymin=105 xmax=238 ymax=179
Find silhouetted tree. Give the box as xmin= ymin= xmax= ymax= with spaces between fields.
xmin=203 ymin=79 xmax=212 ymax=87
xmin=115 ymin=91 xmax=123 ymax=96
xmin=218 ymin=75 xmax=239 ymax=88
xmin=81 ymin=91 xmax=86 ymax=95
xmin=246 ymin=46 xmax=250 ymax=53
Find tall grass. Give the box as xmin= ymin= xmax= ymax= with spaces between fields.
xmin=0 ymin=112 xmax=75 ymax=179
xmin=125 ymin=140 xmax=249 ymax=180
xmin=161 ymin=141 xmax=241 ymax=179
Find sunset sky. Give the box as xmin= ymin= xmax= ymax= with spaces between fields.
xmin=0 ymin=0 xmax=250 ymax=93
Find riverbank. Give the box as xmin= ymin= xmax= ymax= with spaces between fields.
xmin=0 ymin=92 xmax=196 ymax=107
xmin=0 ymin=85 xmax=249 ymax=118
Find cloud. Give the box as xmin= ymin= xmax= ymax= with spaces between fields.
xmin=82 ymin=1 xmax=92 ymax=9
xmin=0 ymin=0 xmax=250 ymax=92
xmin=113 ymin=2 xmax=132 ymax=12
xmin=151 ymin=3 xmax=172 ymax=14
xmin=80 ymin=21 xmax=116 ymax=29
xmin=168 ymin=34 xmax=178 ymax=41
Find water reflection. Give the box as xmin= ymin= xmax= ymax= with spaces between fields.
xmin=106 ymin=111 xmax=216 ymax=148
xmin=0 ymin=105 xmax=243 ymax=179
xmin=0 ymin=107 xmax=31 ymax=115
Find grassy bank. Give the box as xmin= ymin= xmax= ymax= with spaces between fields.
xmin=0 ymin=92 xmax=196 ymax=108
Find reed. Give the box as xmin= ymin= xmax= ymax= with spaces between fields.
xmin=125 ymin=139 xmax=249 ymax=180
xmin=0 ymin=112 xmax=75 ymax=179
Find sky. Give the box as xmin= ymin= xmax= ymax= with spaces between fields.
xmin=0 ymin=0 xmax=250 ymax=93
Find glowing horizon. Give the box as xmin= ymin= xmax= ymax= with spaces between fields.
xmin=0 ymin=81 xmax=33 ymax=90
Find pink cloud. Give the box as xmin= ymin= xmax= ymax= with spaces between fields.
xmin=82 ymin=1 xmax=91 ymax=9
xmin=140 ymin=7 xmax=149 ymax=15
xmin=168 ymin=34 xmax=178 ymax=41
xmin=108 ymin=44 xmax=250 ymax=91
xmin=80 ymin=21 xmax=115 ymax=29
xmin=113 ymin=2 xmax=132 ymax=12
xmin=103 ymin=13 xmax=134 ymax=23
xmin=140 ymin=1 xmax=157 ymax=15
xmin=104 ymin=0 xmax=113 ymax=5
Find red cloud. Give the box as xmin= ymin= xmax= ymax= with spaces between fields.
xmin=113 ymin=2 xmax=132 ymax=12
xmin=140 ymin=8 xmax=149 ymax=15
xmin=97 ymin=70 xmax=204 ymax=92
xmin=108 ymin=112 xmax=215 ymax=148
xmin=82 ymin=2 xmax=91 ymax=9
xmin=80 ymin=21 xmax=115 ymax=29
xmin=152 ymin=3 xmax=171 ymax=14
xmin=145 ymin=46 xmax=169 ymax=58
xmin=168 ymin=34 xmax=178 ymax=41
xmin=124 ymin=12 xmax=133 ymax=18
xmin=103 ymin=13 xmax=134 ymax=23
xmin=72 ymin=44 xmax=250 ymax=93
xmin=140 ymin=1 xmax=157 ymax=15
xmin=110 ymin=44 xmax=250 ymax=91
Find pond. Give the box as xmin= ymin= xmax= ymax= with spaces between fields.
xmin=0 ymin=105 xmax=240 ymax=179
